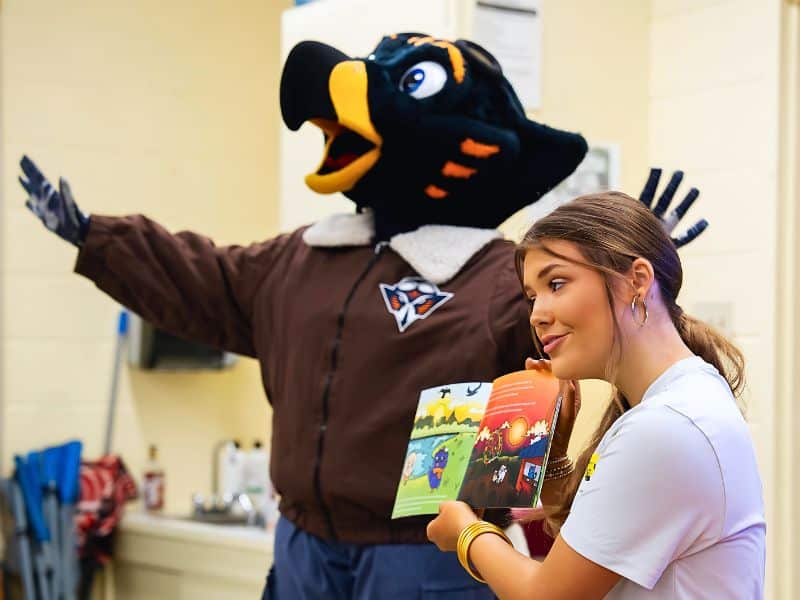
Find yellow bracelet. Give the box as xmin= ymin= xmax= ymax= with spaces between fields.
xmin=456 ymin=520 xmax=513 ymax=583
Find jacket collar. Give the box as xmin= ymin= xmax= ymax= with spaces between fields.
xmin=302 ymin=211 xmax=503 ymax=285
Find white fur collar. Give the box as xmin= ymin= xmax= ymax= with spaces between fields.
xmin=302 ymin=211 xmax=503 ymax=284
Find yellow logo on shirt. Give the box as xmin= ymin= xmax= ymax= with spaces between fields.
xmin=584 ymin=453 xmax=599 ymax=481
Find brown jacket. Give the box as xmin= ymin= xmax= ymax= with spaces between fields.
xmin=75 ymin=213 xmax=535 ymax=544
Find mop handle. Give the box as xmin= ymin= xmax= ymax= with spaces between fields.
xmin=10 ymin=481 xmax=36 ymax=600
xmin=103 ymin=310 xmax=129 ymax=457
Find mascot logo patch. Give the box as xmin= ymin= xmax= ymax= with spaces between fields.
xmin=379 ymin=277 xmax=453 ymax=333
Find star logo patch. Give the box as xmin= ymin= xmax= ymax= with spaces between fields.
xmin=379 ymin=277 xmax=453 ymax=333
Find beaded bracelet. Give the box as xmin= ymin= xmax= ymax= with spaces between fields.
xmin=456 ymin=520 xmax=512 ymax=583
xmin=543 ymin=459 xmax=575 ymax=481
xmin=547 ymin=455 xmax=571 ymax=468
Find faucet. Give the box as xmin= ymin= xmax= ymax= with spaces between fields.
xmin=191 ymin=439 xmax=259 ymax=525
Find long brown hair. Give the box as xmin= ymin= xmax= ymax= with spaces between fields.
xmin=514 ymin=192 xmax=745 ymax=536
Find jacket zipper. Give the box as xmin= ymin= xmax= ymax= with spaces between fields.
xmin=313 ymin=241 xmax=389 ymax=540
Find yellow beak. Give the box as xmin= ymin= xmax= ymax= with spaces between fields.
xmin=305 ymin=60 xmax=383 ymax=194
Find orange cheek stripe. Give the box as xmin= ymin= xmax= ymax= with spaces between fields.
xmin=425 ymin=185 xmax=449 ymax=199
xmin=442 ymin=161 xmax=477 ymax=179
xmin=461 ymin=138 xmax=501 ymax=158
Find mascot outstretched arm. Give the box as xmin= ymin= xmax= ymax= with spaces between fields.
xmin=20 ymin=33 xmax=706 ymax=600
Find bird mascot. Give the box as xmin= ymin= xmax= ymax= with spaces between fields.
xmin=20 ymin=32 xmax=705 ymax=599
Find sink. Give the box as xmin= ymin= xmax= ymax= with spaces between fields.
xmin=181 ymin=511 xmax=251 ymax=526
xmin=186 ymin=492 xmax=262 ymax=526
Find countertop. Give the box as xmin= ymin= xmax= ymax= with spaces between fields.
xmin=119 ymin=511 xmax=274 ymax=551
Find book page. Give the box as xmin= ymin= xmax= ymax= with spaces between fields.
xmin=391 ymin=382 xmax=492 ymax=518
xmin=457 ymin=369 xmax=560 ymax=509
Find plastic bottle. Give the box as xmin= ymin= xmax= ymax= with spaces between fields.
xmin=218 ymin=439 xmax=245 ymax=498
xmin=244 ymin=440 xmax=279 ymax=527
xmin=244 ymin=440 xmax=269 ymax=497
xmin=143 ymin=444 xmax=165 ymax=512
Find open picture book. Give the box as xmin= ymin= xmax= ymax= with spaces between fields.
xmin=391 ymin=369 xmax=562 ymax=519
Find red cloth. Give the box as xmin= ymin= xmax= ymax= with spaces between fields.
xmin=76 ymin=455 xmax=138 ymax=564
xmin=523 ymin=519 xmax=555 ymax=557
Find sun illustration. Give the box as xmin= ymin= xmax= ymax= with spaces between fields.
xmin=507 ymin=416 xmax=529 ymax=448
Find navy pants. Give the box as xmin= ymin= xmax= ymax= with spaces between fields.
xmin=262 ymin=516 xmax=495 ymax=599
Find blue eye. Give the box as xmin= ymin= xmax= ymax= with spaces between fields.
xmin=399 ymin=61 xmax=448 ymax=99
xmin=550 ymin=280 xmax=565 ymax=292
xmin=401 ymin=69 xmax=424 ymax=92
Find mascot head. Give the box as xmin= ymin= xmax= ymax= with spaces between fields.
xmin=281 ymin=33 xmax=587 ymax=237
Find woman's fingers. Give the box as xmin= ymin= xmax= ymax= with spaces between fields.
xmin=572 ymin=380 xmax=582 ymax=414
xmin=551 ymin=379 xmax=582 ymax=454
xmin=560 ymin=380 xmax=581 ymax=418
xmin=525 ymin=357 xmax=552 ymax=371
xmin=559 ymin=380 xmax=581 ymax=412
xmin=427 ymin=501 xmax=480 ymax=552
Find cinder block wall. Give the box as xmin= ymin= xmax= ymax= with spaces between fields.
xmin=648 ymin=0 xmax=782 ymax=596
xmin=1 ymin=0 xmax=291 ymax=513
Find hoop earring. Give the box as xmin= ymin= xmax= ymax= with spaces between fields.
xmin=631 ymin=294 xmax=649 ymax=326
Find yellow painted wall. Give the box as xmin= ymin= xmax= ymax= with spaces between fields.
xmin=1 ymin=0 xmax=291 ymax=513
xmin=648 ymin=0 xmax=782 ymax=596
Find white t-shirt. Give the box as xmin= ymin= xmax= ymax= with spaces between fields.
xmin=560 ymin=356 xmax=766 ymax=599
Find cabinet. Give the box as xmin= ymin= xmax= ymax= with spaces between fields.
xmin=110 ymin=513 xmax=272 ymax=600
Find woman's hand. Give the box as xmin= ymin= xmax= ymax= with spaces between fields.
xmin=426 ymin=501 xmax=480 ymax=552
xmin=525 ymin=358 xmax=581 ymax=457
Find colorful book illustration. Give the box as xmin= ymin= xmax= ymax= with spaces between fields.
xmin=391 ymin=370 xmax=561 ymax=518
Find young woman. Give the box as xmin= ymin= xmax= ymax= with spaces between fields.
xmin=426 ymin=192 xmax=765 ymax=599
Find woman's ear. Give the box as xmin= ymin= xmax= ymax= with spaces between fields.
xmin=630 ymin=257 xmax=655 ymax=298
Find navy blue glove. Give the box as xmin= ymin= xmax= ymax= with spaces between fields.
xmin=19 ymin=155 xmax=89 ymax=247
xmin=639 ymin=168 xmax=708 ymax=248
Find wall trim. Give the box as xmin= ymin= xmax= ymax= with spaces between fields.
xmin=776 ymin=1 xmax=800 ymax=597
xmin=0 ymin=3 xmax=6 ymax=474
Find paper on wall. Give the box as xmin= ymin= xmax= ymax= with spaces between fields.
xmin=471 ymin=0 xmax=542 ymax=110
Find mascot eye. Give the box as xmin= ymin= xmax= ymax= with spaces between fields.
xmin=398 ymin=61 xmax=448 ymax=99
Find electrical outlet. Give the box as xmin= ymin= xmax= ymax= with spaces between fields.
xmin=690 ymin=302 xmax=734 ymax=337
